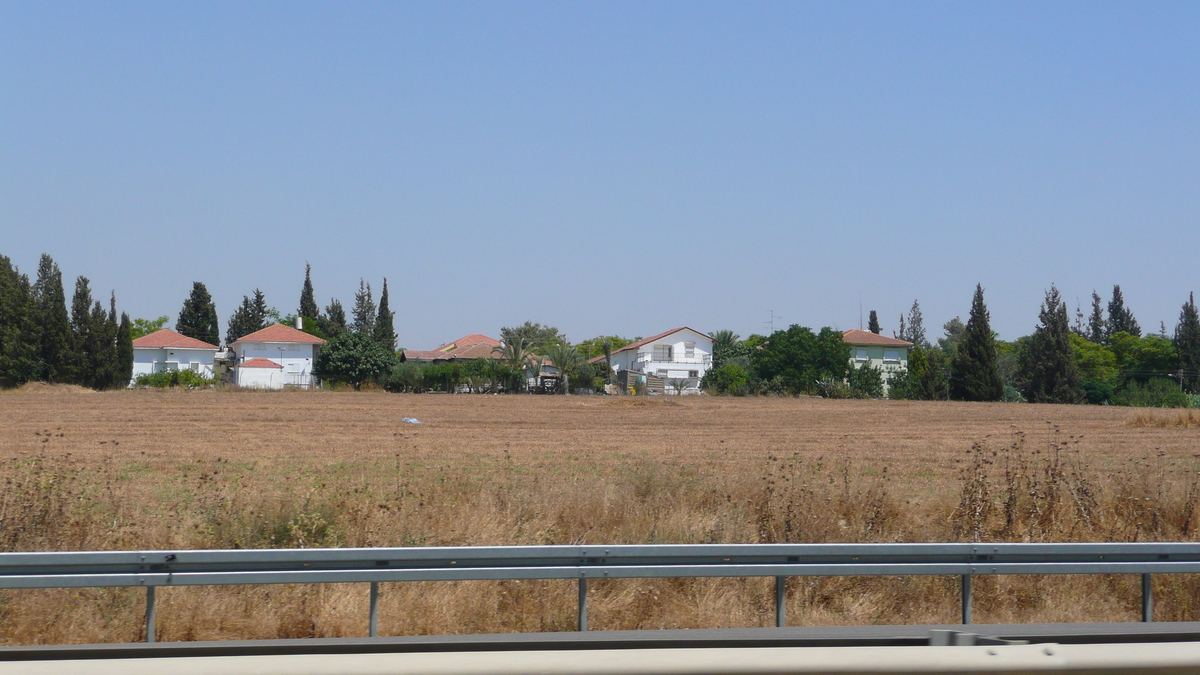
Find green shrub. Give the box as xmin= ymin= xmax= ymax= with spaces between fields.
xmin=134 ymin=369 xmax=215 ymax=388
xmin=1110 ymin=378 xmax=1195 ymax=408
xmin=847 ymin=363 xmax=884 ymax=399
xmin=384 ymin=362 xmax=424 ymax=393
xmin=815 ymin=377 xmax=851 ymax=399
xmin=702 ymin=363 xmax=749 ymax=396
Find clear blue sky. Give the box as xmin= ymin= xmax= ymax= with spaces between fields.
xmin=2 ymin=2 xmax=1197 ymax=348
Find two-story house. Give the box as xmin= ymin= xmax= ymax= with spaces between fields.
xmin=842 ymin=329 xmax=912 ymax=392
xmin=598 ymin=327 xmax=714 ymax=394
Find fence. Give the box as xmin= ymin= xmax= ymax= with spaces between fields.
xmin=3 ymin=542 xmax=1200 ymax=643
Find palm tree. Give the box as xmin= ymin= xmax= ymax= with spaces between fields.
xmin=710 ymin=329 xmax=740 ymax=368
xmin=492 ymin=337 xmax=530 ymax=370
xmin=526 ymin=356 xmax=543 ymax=393
xmin=545 ymin=343 xmax=580 ymax=394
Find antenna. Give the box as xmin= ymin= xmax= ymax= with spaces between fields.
xmin=765 ymin=309 xmax=780 ymax=334
xmin=859 ymin=299 xmax=863 ymax=330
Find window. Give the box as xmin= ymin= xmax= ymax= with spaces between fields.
xmin=188 ymin=362 xmax=200 ymax=372
xmin=855 ymin=348 xmax=869 ymax=361
xmin=653 ymin=345 xmax=673 ymax=362
xmin=656 ymin=369 xmax=669 ymax=378
xmin=689 ymin=370 xmax=699 ymax=378
xmin=883 ymin=349 xmax=901 ymax=362
xmin=684 ymin=342 xmax=695 ymax=359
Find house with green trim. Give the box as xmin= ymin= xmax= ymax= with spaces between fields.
xmin=842 ymin=329 xmax=912 ymax=391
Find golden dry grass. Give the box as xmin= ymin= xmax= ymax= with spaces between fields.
xmin=1 ymin=388 xmax=1199 ymax=644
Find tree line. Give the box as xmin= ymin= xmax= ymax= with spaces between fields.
xmin=0 ymin=253 xmax=133 ymax=389
xmin=703 ymin=283 xmax=1200 ymax=407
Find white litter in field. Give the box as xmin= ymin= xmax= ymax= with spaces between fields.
xmin=402 ymin=417 xmax=421 ymax=424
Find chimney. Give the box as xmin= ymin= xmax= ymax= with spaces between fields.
xmin=295 ymin=316 xmax=304 ymax=330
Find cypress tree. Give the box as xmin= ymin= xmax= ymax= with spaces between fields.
xmin=250 ymin=289 xmax=269 ymax=327
xmin=1175 ymin=292 xmax=1200 ymax=394
xmin=32 ymin=255 xmax=73 ymax=382
xmin=97 ymin=292 xmax=120 ymax=390
xmin=949 ymin=284 xmax=1004 ymax=402
xmin=70 ymin=277 xmax=108 ymax=389
xmin=86 ymin=299 xmax=109 ymax=389
xmin=373 ymin=278 xmax=396 ymax=350
xmin=322 ymin=299 xmax=348 ymax=338
xmin=299 ymin=264 xmax=319 ymax=320
xmin=177 ymin=282 xmax=219 ymax=346
xmin=1106 ymin=285 xmax=1141 ymax=338
xmin=1088 ymin=291 xmax=1105 ymax=343
xmin=1020 ymin=285 xmax=1082 ymax=403
xmin=225 ymin=291 xmax=269 ymax=345
xmin=116 ymin=311 xmax=134 ymax=387
xmin=867 ymin=310 xmax=881 ymax=335
xmin=0 ymin=257 xmax=24 ymax=384
xmin=351 ymin=279 xmax=376 ymax=334
xmin=907 ymin=300 xmax=927 ymax=348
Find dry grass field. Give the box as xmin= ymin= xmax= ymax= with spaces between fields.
xmin=2 ymin=386 xmax=1199 ymax=644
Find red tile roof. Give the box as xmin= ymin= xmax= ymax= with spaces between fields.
xmin=405 ymin=334 xmax=502 ymax=362
xmin=132 ymin=328 xmax=219 ymax=350
xmin=233 ymin=323 xmax=327 ymax=345
xmin=842 ymin=329 xmax=913 ymax=347
xmin=239 ymin=357 xmax=283 ymax=369
xmin=435 ymin=334 xmax=501 ymax=351
xmin=612 ymin=327 xmax=712 ymax=354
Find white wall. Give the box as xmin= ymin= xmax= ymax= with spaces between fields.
xmin=233 ymin=342 xmax=320 ymax=388
xmin=131 ymin=348 xmax=217 ymax=385
xmin=606 ymin=330 xmax=713 ymax=393
xmin=236 ymin=366 xmax=284 ymax=390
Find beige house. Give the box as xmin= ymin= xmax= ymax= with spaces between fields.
xmin=842 ymin=329 xmax=912 ymax=391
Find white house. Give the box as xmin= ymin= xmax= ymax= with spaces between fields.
xmin=597 ymin=327 xmax=714 ymax=394
xmin=231 ymin=323 xmax=326 ymax=389
xmin=842 ymin=329 xmax=912 ymax=393
xmin=130 ymin=329 xmax=220 ymax=385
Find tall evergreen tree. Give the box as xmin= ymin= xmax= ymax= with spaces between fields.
xmin=351 ymin=279 xmax=376 ymax=334
xmin=895 ymin=314 xmax=908 ymax=342
xmin=96 ymin=292 xmax=120 ymax=390
xmin=373 ymin=277 xmax=396 ymax=350
xmin=867 ymin=310 xmax=881 ymax=335
xmin=69 ymin=276 xmax=98 ymax=385
xmin=949 ymin=284 xmax=1003 ymax=402
xmin=299 ymin=264 xmax=319 ymax=320
xmin=177 ymin=282 xmax=220 ymax=346
xmin=1106 ymin=285 xmax=1141 ymax=338
xmin=33 ymin=255 xmax=74 ymax=383
xmin=1088 ymin=291 xmax=1105 ymax=343
xmin=70 ymin=277 xmax=113 ymax=389
xmin=322 ymin=299 xmax=348 ymax=338
xmin=907 ymin=300 xmax=927 ymax=348
xmin=225 ymin=289 xmax=269 ymax=345
xmin=1020 ymin=285 xmax=1082 ymax=403
xmin=1175 ymin=292 xmax=1200 ymax=394
xmin=116 ymin=311 xmax=134 ymax=387
xmin=0 ymin=256 xmax=39 ymax=385
xmin=86 ymin=299 xmax=110 ymax=389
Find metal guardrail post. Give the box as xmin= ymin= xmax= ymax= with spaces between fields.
xmin=144 ymin=586 xmax=156 ymax=643
xmin=369 ymin=582 xmax=380 ymax=637
xmin=578 ymin=577 xmax=588 ymax=631
xmin=1141 ymin=573 xmax=1152 ymax=622
xmin=960 ymin=575 xmax=972 ymax=625
xmin=775 ymin=577 xmax=786 ymax=628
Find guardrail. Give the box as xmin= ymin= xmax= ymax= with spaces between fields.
xmin=3 ymin=543 xmax=1199 ymax=643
